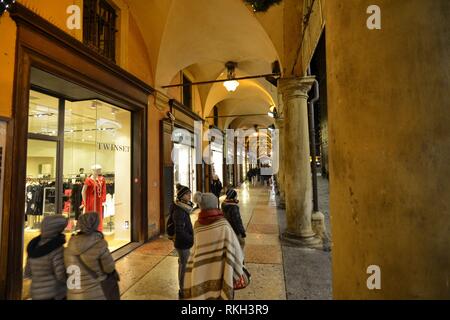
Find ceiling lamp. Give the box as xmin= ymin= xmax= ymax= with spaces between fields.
xmin=223 ymin=61 xmax=239 ymax=92
xmin=244 ymin=0 xmax=282 ymax=13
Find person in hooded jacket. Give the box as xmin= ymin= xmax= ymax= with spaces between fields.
xmin=221 ymin=189 xmax=246 ymax=250
xmin=64 ymin=212 xmax=117 ymax=300
xmin=24 ymin=215 xmax=68 ymax=300
xmin=210 ymin=174 xmax=223 ymax=200
xmin=169 ymin=184 xmax=194 ymax=299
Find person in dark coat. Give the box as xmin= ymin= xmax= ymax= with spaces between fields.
xmin=210 ymin=174 xmax=223 ymax=200
xmin=169 ymin=184 xmax=194 ymax=299
xmin=24 ymin=215 xmax=68 ymax=300
xmin=221 ymin=189 xmax=246 ymax=250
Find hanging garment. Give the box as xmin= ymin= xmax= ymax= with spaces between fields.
xmin=83 ymin=175 xmax=106 ymax=232
xmin=26 ymin=185 xmax=43 ymax=216
xmin=71 ymin=183 xmax=83 ymax=220
xmin=103 ymin=193 xmax=115 ymax=218
xmin=106 ymin=182 xmax=115 ymax=196
xmin=63 ymin=189 xmax=72 ymax=214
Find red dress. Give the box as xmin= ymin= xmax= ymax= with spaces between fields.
xmin=83 ymin=175 xmax=106 ymax=232
xmin=63 ymin=189 xmax=72 ymax=213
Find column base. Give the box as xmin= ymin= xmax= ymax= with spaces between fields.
xmin=277 ymin=198 xmax=286 ymax=209
xmin=277 ymin=192 xmax=286 ymax=209
xmin=311 ymin=211 xmax=326 ymax=239
xmin=281 ymin=230 xmax=323 ymax=249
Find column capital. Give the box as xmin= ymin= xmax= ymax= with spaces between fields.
xmin=278 ymin=76 xmax=316 ymax=100
xmin=275 ymin=117 xmax=285 ymax=129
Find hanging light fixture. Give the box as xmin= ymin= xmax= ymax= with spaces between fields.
xmin=223 ymin=61 xmax=240 ymax=92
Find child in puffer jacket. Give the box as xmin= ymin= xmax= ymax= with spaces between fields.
xmin=24 ymin=215 xmax=68 ymax=300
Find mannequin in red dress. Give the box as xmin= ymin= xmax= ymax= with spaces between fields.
xmin=80 ymin=165 xmax=106 ymax=232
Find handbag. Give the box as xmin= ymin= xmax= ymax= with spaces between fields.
xmin=233 ymin=266 xmax=251 ymax=290
xmin=75 ymin=255 xmax=120 ymax=300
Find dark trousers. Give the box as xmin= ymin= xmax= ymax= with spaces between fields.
xmin=176 ymin=248 xmax=190 ymax=292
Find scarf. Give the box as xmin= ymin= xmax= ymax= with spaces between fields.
xmin=223 ymin=199 xmax=239 ymax=205
xmin=198 ymin=208 xmax=224 ymax=225
xmin=27 ymin=234 xmax=66 ymax=258
xmin=175 ymin=199 xmax=194 ymax=214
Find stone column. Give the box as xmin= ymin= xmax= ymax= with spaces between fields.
xmin=275 ymin=118 xmax=286 ymax=208
xmin=279 ymin=76 xmax=322 ymax=247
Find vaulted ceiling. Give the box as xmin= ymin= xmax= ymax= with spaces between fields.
xmin=126 ymin=0 xmax=286 ymax=130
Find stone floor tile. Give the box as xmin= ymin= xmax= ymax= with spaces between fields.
xmin=133 ymin=238 xmax=175 ymax=256
xmin=121 ymin=256 xmax=179 ymax=300
xmin=234 ymin=263 xmax=286 ymax=300
xmin=116 ymin=254 xmax=165 ymax=294
xmin=244 ymin=244 xmax=283 ymax=264
xmin=245 ymin=233 xmax=281 ymax=246
xmin=246 ymin=223 xmax=279 ymax=234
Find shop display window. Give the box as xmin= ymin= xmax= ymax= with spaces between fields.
xmin=64 ymin=99 xmax=131 ymax=251
xmin=173 ymin=129 xmax=197 ymax=197
xmin=211 ymin=142 xmax=224 ymax=183
xmin=24 ymin=89 xmax=132 ymax=270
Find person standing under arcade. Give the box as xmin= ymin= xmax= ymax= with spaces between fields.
xmin=80 ymin=164 xmax=106 ymax=232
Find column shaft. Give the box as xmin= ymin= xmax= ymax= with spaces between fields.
xmin=279 ymin=76 xmax=321 ymax=246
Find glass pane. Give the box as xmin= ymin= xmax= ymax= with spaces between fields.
xmin=212 ymin=148 xmax=223 ymax=184
xmin=24 ymin=139 xmax=58 ymax=263
xmin=173 ymin=143 xmax=191 ymax=190
xmin=64 ymin=99 xmax=131 ymax=252
xmin=190 ymin=147 xmax=197 ymax=195
xmin=28 ymin=90 xmax=59 ymax=136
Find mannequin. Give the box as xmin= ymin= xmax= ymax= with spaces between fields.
xmin=80 ymin=164 xmax=106 ymax=232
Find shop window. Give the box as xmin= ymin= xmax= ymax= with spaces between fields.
xmin=182 ymin=74 xmax=192 ymax=110
xmin=24 ymin=90 xmax=132 ymax=274
xmin=172 ymin=128 xmax=197 ymax=196
xmin=212 ymin=142 xmax=224 ymax=184
xmin=28 ymin=91 xmax=59 ymax=136
xmin=83 ymin=0 xmax=117 ymax=61
xmin=64 ymin=99 xmax=131 ymax=251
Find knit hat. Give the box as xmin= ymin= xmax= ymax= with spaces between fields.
xmin=194 ymin=192 xmax=219 ymax=210
xmin=226 ymin=189 xmax=238 ymax=200
xmin=41 ymin=215 xmax=68 ymax=239
xmin=176 ymin=183 xmax=191 ymax=200
xmin=77 ymin=212 xmax=100 ymax=234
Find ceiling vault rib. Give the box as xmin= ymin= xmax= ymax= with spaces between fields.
xmin=206 ymin=113 xmax=268 ymax=119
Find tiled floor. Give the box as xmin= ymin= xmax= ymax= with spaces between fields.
xmin=119 ymin=182 xmax=288 ymax=300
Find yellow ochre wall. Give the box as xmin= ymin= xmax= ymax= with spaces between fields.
xmin=0 ymin=12 xmax=16 ymax=118
xmin=326 ymin=0 xmax=450 ymax=299
xmin=1 ymin=0 xmax=160 ymax=239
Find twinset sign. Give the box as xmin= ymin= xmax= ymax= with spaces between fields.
xmin=98 ymin=143 xmax=131 ymax=153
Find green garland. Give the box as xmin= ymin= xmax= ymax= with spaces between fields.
xmin=0 ymin=0 xmax=16 ymax=16
xmin=244 ymin=0 xmax=282 ymax=13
